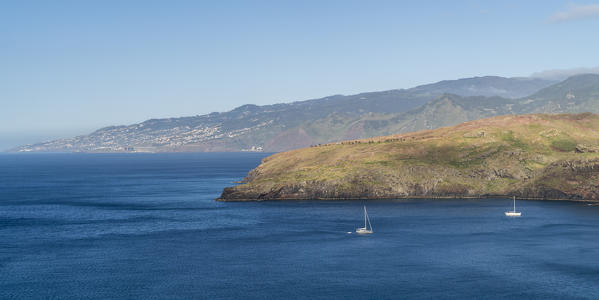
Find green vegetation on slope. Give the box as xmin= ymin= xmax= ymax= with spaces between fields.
xmin=219 ymin=113 xmax=599 ymax=201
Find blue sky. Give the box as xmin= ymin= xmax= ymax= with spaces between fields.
xmin=2 ymin=0 xmax=599 ymax=150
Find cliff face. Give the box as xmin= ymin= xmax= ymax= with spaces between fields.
xmin=218 ymin=113 xmax=599 ymax=201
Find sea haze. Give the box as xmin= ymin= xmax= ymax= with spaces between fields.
xmin=1 ymin=153 xmax=599 ymax=299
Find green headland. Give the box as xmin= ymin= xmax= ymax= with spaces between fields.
xmin=218 ymin=113 xmax=599 ymax=201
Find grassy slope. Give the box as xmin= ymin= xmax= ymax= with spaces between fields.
xmin=219 ymin=113 xmax=599 ymax=201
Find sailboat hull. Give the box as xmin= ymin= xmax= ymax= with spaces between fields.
xmin=355 ymin=228 xmax=373 ymax=234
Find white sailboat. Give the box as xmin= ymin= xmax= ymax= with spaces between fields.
xmin=356 ymin=206 xmax=374 ymax=234
xmin=505 ymin=196 xmax=522 ymax=217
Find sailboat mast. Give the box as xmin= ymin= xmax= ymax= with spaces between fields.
xmin=513 ymin=196 xmax=516 ymax=211
xmin=364 ymin=206 xmax=367 ymax=228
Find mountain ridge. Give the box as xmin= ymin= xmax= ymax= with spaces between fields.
xmin=9 ymin=75 xmax=576 ymax=153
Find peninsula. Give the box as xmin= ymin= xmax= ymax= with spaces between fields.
xmin=218 ymin=113 xmax=599 ymax=201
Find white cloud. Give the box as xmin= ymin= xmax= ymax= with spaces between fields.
xmin=530 ymin=66 xmax=599 ymax=80
xmin=549 ymin=3 xmax=599 ymax=23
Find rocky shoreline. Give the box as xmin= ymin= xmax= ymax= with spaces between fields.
xmin=218 ymin=114 xmax=599 ymax=202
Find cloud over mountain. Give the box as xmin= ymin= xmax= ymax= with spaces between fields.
xmin=531 ymin=66 xmax=599 ymax=81
xmin=549 ymin=4 xmax=599 ymax=23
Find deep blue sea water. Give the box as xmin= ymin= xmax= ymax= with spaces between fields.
xmin=2 ymin=153 xmax=599 ymax=299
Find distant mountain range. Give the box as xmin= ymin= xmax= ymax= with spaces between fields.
xmin=12 ymin=74 xmax=599 ymax=153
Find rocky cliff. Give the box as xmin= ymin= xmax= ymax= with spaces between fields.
xmin=218 ymin=113 xmax=599 ymax=201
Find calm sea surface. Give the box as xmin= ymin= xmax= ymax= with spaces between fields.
xmin=2 ymin=153 xmax=599 ymax=299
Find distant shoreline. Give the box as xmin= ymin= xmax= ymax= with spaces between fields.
xmin=217 ymin=195 xmax=599 ymax=203
xmin=1 ymin=151 xmax=274 ymax=154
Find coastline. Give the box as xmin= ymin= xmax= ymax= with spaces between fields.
xmin=216 ymin=195 xmax=599 ymax=203
xmin=217 ymin=114 xmax=599 ymax=204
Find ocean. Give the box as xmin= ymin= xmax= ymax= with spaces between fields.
xmin=1 ymin=153 xmax=599 ymax=299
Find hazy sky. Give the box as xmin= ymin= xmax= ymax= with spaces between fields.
xmin=2 ymin=0 xmax=599 ymax=150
